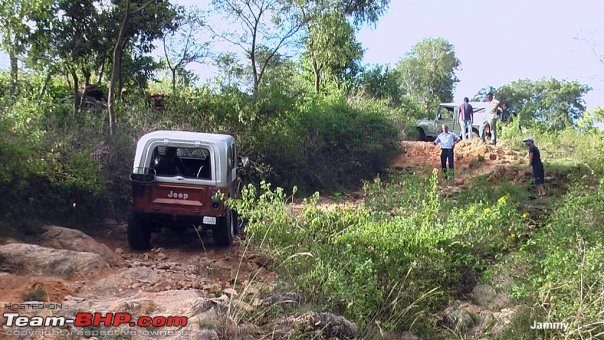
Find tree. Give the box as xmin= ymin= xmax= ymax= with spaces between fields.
xmin=107 ymin=0 xmax=177 ymax=136
xmin=300 ymin=11 xmax=363 ymax=93
xmin=0 ymin=0 xmax=52 ymax=97
xmin=162 ymin=6 xmax=209 ymax=95
xmin=210 ymin=0 xmax=303 ymax=92
xmin=396 ymin=38 xmax=460 ymax=107
xmin=357 ymin=64 xmax=402 ymax=105
xmin=471 ymin=86 xmax=497 ymax=102
xmin=496 ymin=78 xmax=591 ymax=130
xmin=296 ymin=0 xmax=389 ymax=93
xmin=48 ymin=0 xmax=107 ymax=113
xmin=301 ymin=0 xmax=390 ymax=26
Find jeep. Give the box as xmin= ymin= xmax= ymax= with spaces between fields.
xmin=416 ymin=102 xmax=492 ymax=141
xmin=127 ymin=130 xmax=249 ymax=250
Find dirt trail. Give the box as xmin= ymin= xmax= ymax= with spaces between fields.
xmin=392 ymin=140 xmax=529 ymax=187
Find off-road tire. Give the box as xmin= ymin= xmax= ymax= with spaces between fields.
xmin=417 ymin=128 xmax=427 ymax=142
xmin=213 ymin=208 xmax=236 ymax=246
xmin=127 ymin=217 xmax=151 ymax=251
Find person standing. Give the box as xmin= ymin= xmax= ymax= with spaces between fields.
xmin=523 ymin=136 xmax=546 ymax=197
xmin=433 ymin=124 xmax=460 ymax=180
xmin=479 ymin=92 xmax=500 ymax=145
xmin=459 ymin=97 xmax=473 ymax=140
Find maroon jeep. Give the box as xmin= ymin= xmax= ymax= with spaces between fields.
xmin=128 ymin=130 xmax=248 ymax=250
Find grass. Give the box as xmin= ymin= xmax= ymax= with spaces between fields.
xmin=22 ymin=284 xmax=47 ymax=302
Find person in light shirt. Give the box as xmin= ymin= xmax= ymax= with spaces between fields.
xmin=479 ymin=92 xmax=500 ymax=145
xmin=433 ymin=124 xmax=461 ymax=180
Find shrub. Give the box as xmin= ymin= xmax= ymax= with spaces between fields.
xmin=511 ymin=182 xmax=604 ymax=338
xmin=253 ymin=93 xmax=400 ymax=192
xmin=231 ymin=171 xmax=527 ymax=336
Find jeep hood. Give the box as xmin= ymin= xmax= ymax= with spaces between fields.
xmin=416 ymin=119 xmax=435 ymax=127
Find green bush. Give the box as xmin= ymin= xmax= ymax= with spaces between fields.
xmin=232 ymin=171 xmax=527 ymax=336
xmin=253 ymin=93 xmax=401 ymax=192
xmin=511 ymin=182 xmax=604 ymax=338
xmin=0 ymin=100 xmax=107 ymax=221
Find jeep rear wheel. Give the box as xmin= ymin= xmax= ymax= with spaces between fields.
xmin=213 ymin=208 xmax=236 ymax=246
xmin=127 ymin=217 xmax=151 ymax=251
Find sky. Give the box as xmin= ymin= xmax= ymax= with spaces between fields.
xmin=2 ymin=0 xmax=603 ymax=109
xmin=355 ymin=0 xmax=604 ymax=108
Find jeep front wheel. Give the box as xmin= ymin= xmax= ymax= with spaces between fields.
xmin=127 ymin=217 xmax=151 ymax=251
xmin=213 ymin=208 xmax=236 ymax=246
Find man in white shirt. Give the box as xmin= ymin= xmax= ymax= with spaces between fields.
xmin=479 ymin=92 xmax=500 ymax=145
xmin=433 ymin=124 xmax=460 ymax=180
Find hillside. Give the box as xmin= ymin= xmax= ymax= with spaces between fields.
xmin=4 ymin=137 xmax=602 ymax=339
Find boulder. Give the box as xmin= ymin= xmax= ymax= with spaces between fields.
xmin=442 ymin=305 xmax=476 ymax=332
xmin=39 ymin=225 xmax=122 ymax=266
xmin=0 ymin=243 xmax=108 ymax=279
xmin=274 ymin=312 xmax=358 ymax=339
xmin=472 ymin=284 xmax=510 ymax=310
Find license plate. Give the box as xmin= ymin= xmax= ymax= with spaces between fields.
xmin=203 ymin=216 xmax=217 ymax=225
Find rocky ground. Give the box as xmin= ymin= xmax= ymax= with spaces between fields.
xmin=0 ymin=141 xmax=559 ymax=339
xmin=0 ymin=224 xmax=356 ymax=339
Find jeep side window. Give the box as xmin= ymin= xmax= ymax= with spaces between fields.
xmin=227 ymin=144 xmax=233 ymax=170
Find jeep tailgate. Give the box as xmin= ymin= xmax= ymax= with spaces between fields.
xmin=133 ymin=182 xmax=224 ymax=216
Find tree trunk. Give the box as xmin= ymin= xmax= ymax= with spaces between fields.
xmin=97 ymin=59 xmax=105 ymax=85
xmin=78 ymin=68 xmax=91 ymax=113
xmin=9 ymin=47 xmax=18 ymax=97
xmin=38 ymin=69 xmax=53 ymax=101
xmin=108 ymin=0 xmax=130 ymax=137
xmin=71 ymin=67 xmax=79 ymax=114
xmin=312 ymin=59 xmax=320 ymax=93
xmin=171 ymin=68 xmax=177 ymax=96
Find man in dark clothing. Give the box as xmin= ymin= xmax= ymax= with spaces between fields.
xmin=459 ymin=97 xmax=473 ymax=140
xmin=153 ymin=147 xmax=185 ymax=176
xmin=523 ymin=136 xmax=545 ymax=197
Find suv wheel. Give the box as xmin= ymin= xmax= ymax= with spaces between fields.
xmin=417 ymin=128 xmax=427 ymax=141
xmin=213 ymin=208 xmax=236 ymax=246
xmin=127 ymin=217 xmax=151 ymax=251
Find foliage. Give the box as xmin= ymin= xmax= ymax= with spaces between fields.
xmin=210 ymin=0 xmax=304 ymax=92
xmin=0 ymin=102 xmax=106 ymax=221
xmin=161 ymin=5 xmax=209 ymax=95
xmin=396 ymin=38 xmax=461 ymax=107
xmin=496 ymin=78 xmax=591 ymax=130
xmin=232 ymin=170 xmax=527 ymax=335
xmin=300 ymin=10 xmax=363 ymax=93
xmin=510 ymin=183 xmax=604 ymax=339
xmin=356 ymin=64 xmax=403 ymax=106
xmin=251 ymin=92 xmax=400 ymax=192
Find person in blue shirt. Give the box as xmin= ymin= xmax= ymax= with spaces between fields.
xmin=523 ymin=136 xmax=546 ymax=197
xmin=433 ymin=124 xmax=461 ymax=180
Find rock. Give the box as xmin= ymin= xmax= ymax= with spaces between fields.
xmin=472 ymin=284 xmax=509 ymax=310
xmin=231 ymin=299 xmax=254 ymax=312
xmin=0 ymin=243 xmax=108 ymax=279
xmin=472 ymin=284 xmax=497 ymax=307
xmin=39 ymin=226 xmax=122 ymax=266
xmin=443 ymin=305 xmax=476 ymax=332
xmin=195 ymin=330 xmax=219 ymax=340
xmin=274 ymin=312 xmax=358 ymax=339
xmin=490 ymin=293 xmax=510 ymax=310
xmin=222 ymin=287 xmax=238 ymax=296
xmin=399 ymin=331 xmax=420 ymax=340
xmin=263 ymin=292 xmax=301 ymax=306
